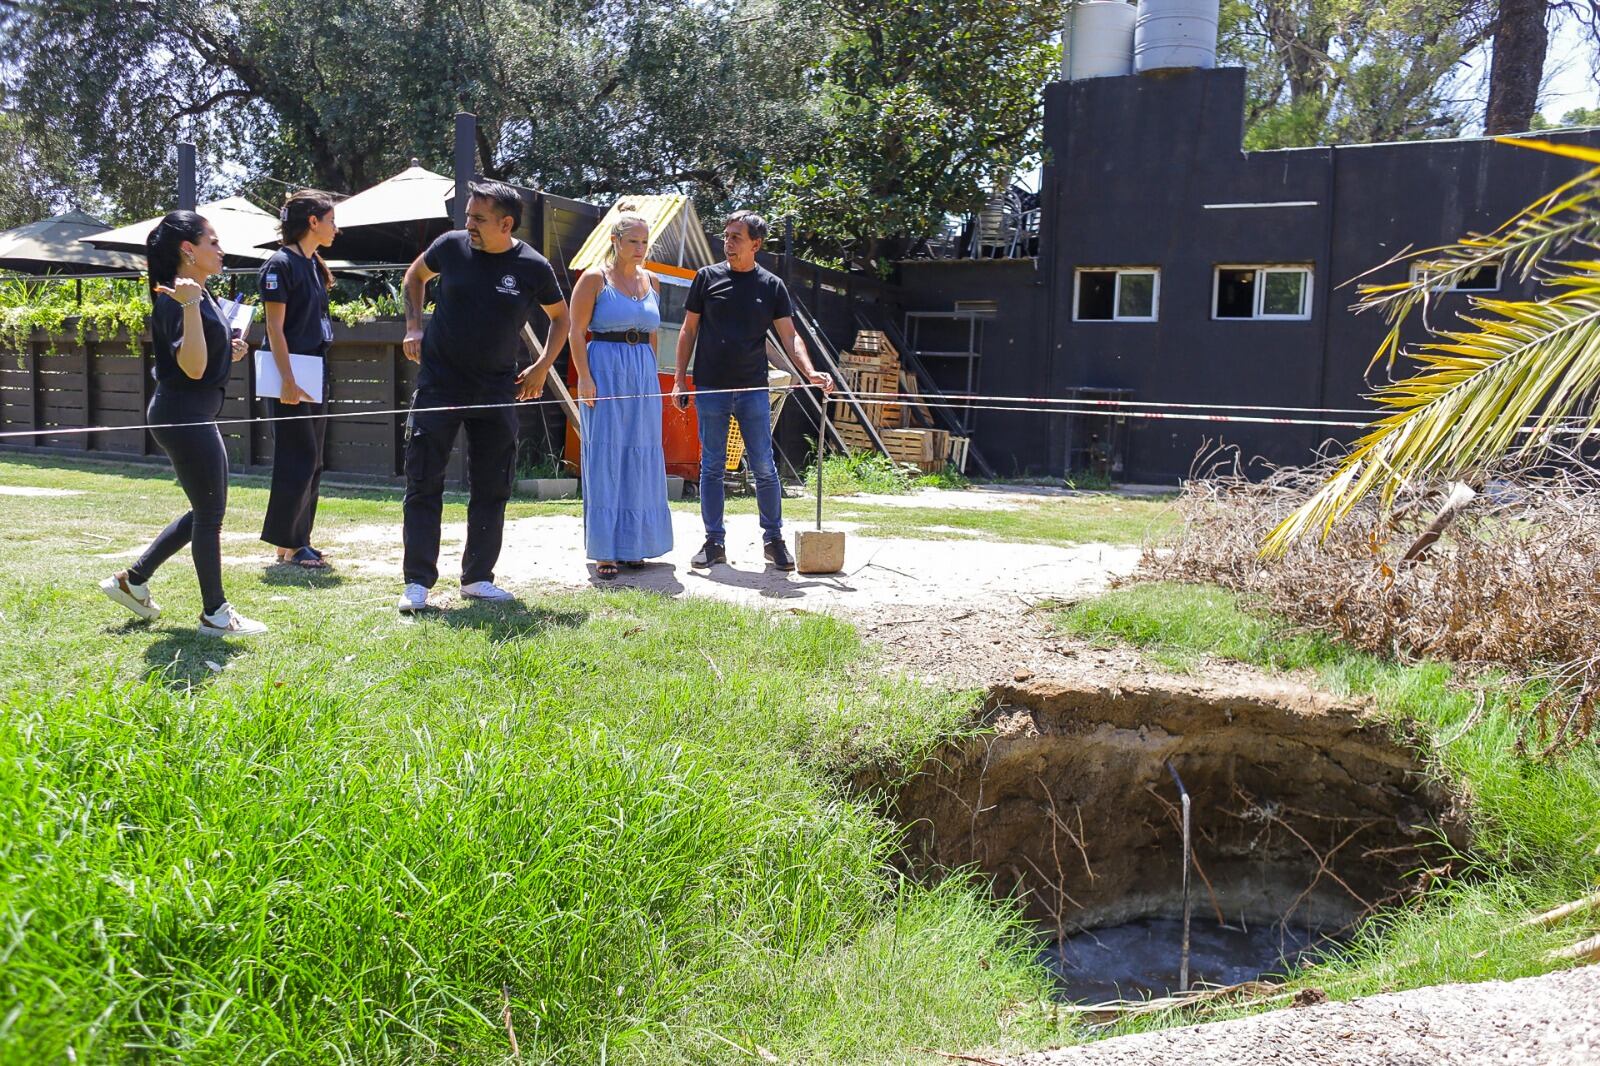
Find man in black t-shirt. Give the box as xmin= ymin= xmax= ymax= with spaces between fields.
xmin=396 ymin=180 xmax=569 ymax=611
xmin=672 ymin=210 xmax=832 ymax=572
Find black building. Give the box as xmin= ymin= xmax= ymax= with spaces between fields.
xmin=896 ymin=65 xmax=1600 ymax=484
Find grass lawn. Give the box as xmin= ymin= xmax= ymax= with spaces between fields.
xmin=0 ymin=455 xmax=1068 ymax=1064
xmin=829 ymin=496 xmax=1174 ymax=547
xmin=1059 ymin=582 xmax=1600 ymax=1028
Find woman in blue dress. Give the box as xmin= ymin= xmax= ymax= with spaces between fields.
xmin=568 ymin=207 xmax=674 ymax=578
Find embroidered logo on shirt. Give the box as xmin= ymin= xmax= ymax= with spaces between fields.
xmin=263 ymin=273 xmax=280 ymax=290
xmin=496 ymin=274 xmax=520 ymax=295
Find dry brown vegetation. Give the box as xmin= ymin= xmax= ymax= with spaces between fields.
xmin=1144 ymin=446 xmax=1600 ymax=753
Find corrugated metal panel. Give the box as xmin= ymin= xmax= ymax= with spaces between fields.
xmin=569 ymin=194 xmax=715 ymax=273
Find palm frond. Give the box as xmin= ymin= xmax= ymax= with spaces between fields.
xmin=1352 ymin=165 xmax=1600 ymax=368
xmin=1263 ymin=271 xmax=1600 ymax=557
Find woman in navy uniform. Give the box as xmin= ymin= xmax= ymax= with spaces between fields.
xmin=259 ymin=190 xmax=337 ymax=569
xmin=99 ymin=211 xmax=267 ymax=637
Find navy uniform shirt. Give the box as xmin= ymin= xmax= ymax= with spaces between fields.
xmin=419 ymin=231 xmax=563 ymax=399
xmin=684 ymin=262 xmax=793 ymax=390
xmin=150 ymin=290 xmax=231 ymax=391
xmin=259 ymin=246 xmax=333 ymax=354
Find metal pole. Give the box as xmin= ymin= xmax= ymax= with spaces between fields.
xmin=817 ymin=390 xmax=826 ymax=530
xmin=784 ymin=217 xmax=794 ymax=286
xmin=453 ymin=112 xmax=476 ymax=228
xmin=177 ymin=142 xmax=197 ymax=211
xmin=1166 ymin=760 xmax=1192 ymax=993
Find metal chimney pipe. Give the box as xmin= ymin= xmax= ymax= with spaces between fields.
xmin=177 ymin=142 xmax=197 ymax=211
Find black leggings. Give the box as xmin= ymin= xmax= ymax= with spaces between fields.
xmin=127 ymin=387 xmax=230 ymax=614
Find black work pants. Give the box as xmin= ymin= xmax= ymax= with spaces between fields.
xmin=401 ymin=389 xmax=519 ymax=588
xmin=127 ymin=386 xmax=230 ymax=615
xmin=260 ymin=388 xmax=327 ymax=549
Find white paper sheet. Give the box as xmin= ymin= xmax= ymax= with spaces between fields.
xmin=253 ymin=350 xmax=325 ymax=403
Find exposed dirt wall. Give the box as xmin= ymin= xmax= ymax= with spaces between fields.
xmin=880 ymin=674 xmax=1469 ymax=932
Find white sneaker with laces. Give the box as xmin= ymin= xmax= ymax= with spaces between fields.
xmin=100 ymin=572 xmax=161 ymax=621
xmin=198 ymin=602 xmax=268 ymax=638
xmin=460 ymin=580 xmax=514 ymax=602
xmin=397 ymin=582 xmax=431 ymax=613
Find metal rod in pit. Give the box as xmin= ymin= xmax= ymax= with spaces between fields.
xmin=1166 ymin=759 xmax=1192 ymax=993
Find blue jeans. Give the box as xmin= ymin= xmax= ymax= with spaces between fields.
xmin=697 ymin=388 xmax=782 ymax=545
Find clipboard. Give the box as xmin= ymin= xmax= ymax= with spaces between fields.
xmin=253 ymin=350 xmax=325 ymax=403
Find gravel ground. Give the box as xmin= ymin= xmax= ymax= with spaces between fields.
xmin=995 ymin=965 xmax=1600 ymax=1066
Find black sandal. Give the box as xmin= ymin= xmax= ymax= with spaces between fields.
xmin=622 ymin=560 xmax=646 ymax=570
xmin=289 ymin=546 xmax=330 ymax=570
xmin=596 ymin=562 xmax=620 ymax=579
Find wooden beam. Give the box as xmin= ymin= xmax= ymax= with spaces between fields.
xmin=520 ymin=322 xmax=580 ymax=436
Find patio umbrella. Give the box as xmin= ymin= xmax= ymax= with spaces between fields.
xmin=313 ymin=161 xmax=455 ymax=263
xmin=0 ymin=210 xmax=146 ymax=275
xmin=81 ymin=196 xmax=280 ymax=265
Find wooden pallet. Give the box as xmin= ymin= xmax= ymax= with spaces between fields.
xmin=853 ymin=329 xmax=899 ymax=361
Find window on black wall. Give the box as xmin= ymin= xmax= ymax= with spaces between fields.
xmin=1411 ymin=260 xmax=1501 ymax=293
xmin=1075 ymin=268 xmax=1159 ymax=321
xmin=1214 ymin=266 xmax=1314 ymax=320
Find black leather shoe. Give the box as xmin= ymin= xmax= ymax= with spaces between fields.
xmin=691 ymin=539 xmax=727 ymax=568
xmin=764 ymin=538 xmax=795 ymax=572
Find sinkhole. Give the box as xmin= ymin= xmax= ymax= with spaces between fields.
xmin=878 ymin=674 xmax=1468 ymax=1003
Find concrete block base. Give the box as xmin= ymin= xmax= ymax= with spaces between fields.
xmin=795 ymin=529 xmax=846 ymax=574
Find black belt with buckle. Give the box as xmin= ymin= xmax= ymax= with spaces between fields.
xmin=592 ymin=329 xmax=648 ymax=345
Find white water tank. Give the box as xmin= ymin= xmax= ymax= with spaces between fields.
xmin=1061 ymin=1 xmax=1137 ymax=81
xmin=1133 ymin=0 xmax=1220 ymax=73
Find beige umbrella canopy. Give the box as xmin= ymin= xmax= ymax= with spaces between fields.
xmin=312 ymin=162 xmax=455 ymax=263
xmin=81 ymin=196 xmax=280 ymax=265
xmin=0 ymin=210 xmax=146 ymax=275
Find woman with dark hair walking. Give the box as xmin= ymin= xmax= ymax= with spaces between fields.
xmin=98 ymin=211 xmax=268 ymax=637
xmin=259 ymin=190 xmax=337 ymax=569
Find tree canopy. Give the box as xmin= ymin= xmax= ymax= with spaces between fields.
xmin=2 ymin=0 xmax=826 ymax=221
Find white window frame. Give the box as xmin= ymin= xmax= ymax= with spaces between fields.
xmin=1212 ymin=265 xmax=1315 ymax=321
xmin=1409 ymin=260 xmax=1502 ymax=294
xmin=1073 ymin=267 xmax=1161 ymax=323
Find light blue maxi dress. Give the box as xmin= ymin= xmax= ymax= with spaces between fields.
xmin=579 ymin=279 xmax=674 ymax=562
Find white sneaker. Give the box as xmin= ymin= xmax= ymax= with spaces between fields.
xmin=198 ymin=602 xmax=268 ymax=638
xmin=397 ymin=582 xmax=431 ymax=613
xmin=460 ymin=580 xmax=514 ymax=602
xmin=100 ymin=572 xmax=160 ymax=621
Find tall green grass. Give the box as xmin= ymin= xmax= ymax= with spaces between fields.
xmin=0 ymin=458 xmax=1060 ymax=1064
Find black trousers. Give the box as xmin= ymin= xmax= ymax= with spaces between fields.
xmin=127 ymin=386 xmax=230 ymax=615
xmin=401 ymin=389 xmax=519 ymax=588
xmin=260 ymin=391 xmax=327 ymax=550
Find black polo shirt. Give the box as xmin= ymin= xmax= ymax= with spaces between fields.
xmin=150 ymin=291 xmax=231 ymax=391
xmin=419 ymin=231 xmax=563 ymax=398
xmin=684 ymin=262 xmax=793 ymax=390
xmin=259 ymin=247 xmax=333 ymax=354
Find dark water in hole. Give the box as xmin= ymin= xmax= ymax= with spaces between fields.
xmin=1042 ymin=917 xmax=1339 ymax=1003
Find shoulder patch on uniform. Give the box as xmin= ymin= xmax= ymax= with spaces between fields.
xmin=263 ymin=273 xmax=279 ymax=290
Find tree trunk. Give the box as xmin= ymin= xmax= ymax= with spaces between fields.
xmin=1485 ymin=0 xmax=1551 ymax=134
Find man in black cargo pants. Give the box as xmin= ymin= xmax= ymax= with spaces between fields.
xmin=396 ymin=180 xmax=569 ymax=611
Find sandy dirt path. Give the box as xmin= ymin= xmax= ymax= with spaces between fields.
xmin=992 ymin=964 xmax=1600 ymax=1066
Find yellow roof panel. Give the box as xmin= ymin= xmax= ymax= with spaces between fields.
xmin=570 ymin=194 xmax=716 ymax=273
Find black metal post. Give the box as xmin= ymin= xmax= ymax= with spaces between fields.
xmin=784 ymin=217 xmax=794 ymax=286
xmin=177 ymin=142 xmax=197 ymax=210
xmin=816 ymin=391 xmax=826 ymax=531
xmin=1166 ymin=760 xmax=1193 ymax=993
xmin=453 ymin=112 xmax=476 ymax=228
